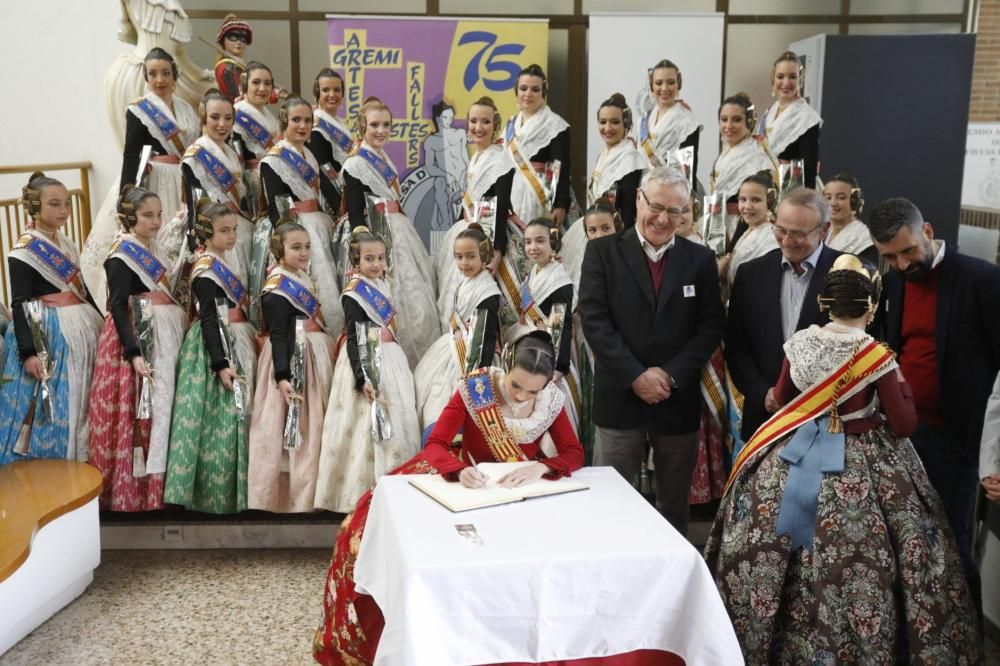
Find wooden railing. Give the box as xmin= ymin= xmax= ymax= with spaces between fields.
xmin=0 ymin=162 xmax=92 ymax=305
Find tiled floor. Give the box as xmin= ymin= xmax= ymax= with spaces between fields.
xmin=2 ymin=549 xmax=331 ymax=665
xmin=4 ymin=545 xmax=997 ymax=664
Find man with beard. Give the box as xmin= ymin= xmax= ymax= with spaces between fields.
xmin=871 ymin=197 xmax=1000 ymax=606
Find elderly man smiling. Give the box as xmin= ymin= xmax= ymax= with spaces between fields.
xmin=579 ymin=166 xmax=725 ymax=535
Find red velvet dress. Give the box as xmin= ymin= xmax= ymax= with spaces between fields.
xmin=313 ymin=382 xmax=685 ymax=666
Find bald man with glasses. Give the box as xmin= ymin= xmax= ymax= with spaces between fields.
xmin=724 ymin=187 xmax=843 ymax=444
xmin=580 ymin=166 xmax=725 ymax=535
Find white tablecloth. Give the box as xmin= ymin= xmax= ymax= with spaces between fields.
xmin=354 ymin=467 xmax=743 ymax=666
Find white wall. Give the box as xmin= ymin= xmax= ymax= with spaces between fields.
xmin=0 ymin=2 xmax=131 ymax=208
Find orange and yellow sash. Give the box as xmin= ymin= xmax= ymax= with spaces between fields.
xmin=460 ymin=368 xmax=530 ymax=463
xmin=505 ymin=118 xmax=547 ymax=207
xmin=725 ymin=339 xmax=895 ymax=493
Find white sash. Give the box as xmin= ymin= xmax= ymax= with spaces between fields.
xmin=758 ymin=98 xmax=822 ymax=157
xmin=588 ymin=140 xmax=647 ymax=205
xmin=261 ymin=139 xmax=321 ymax=202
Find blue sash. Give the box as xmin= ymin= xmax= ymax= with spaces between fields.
xmin=192 ymin=255 xmax=246 ymax=305
xmin=187 ymin=145 xmax=238 ymax=200
xmin=13 ymin=235 xmax=82 ymax=292
xmin=262 ymin=274 xmax=319 ymax=319
xmin=135 ymin=98 xmax=182 ymax=152
xmin=504 ymin=117 xmax=517 ymax=144
xmin=345 ymin=277 xmax=397 ymax=337
xmin=275 ymin=146 xmax=319 ymax=191
xmin=357 ymin=147 xmax=400 ymax=197
xmin=235 ymin=109 xmax=275 ymax=150
xmin=111 ymin=238 xmax=170 ymax=291
xmin=317 ymin=117 xmax=353 ymax=154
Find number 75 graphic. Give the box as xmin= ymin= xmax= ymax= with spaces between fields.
xmin=459 ymin=31 xmax=527 ymax=92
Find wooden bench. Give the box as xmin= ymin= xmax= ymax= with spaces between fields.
xmin=0 ymin=460 xmax=102 ymax=655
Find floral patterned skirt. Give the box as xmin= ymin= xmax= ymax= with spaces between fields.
xmin=704 ymin=426 xmax=981 ymax=665
xmin=313 ymin=455 xmax=437 ymax=665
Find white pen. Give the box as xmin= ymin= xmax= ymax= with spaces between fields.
xmin=466 ymin=452 xmax=488 ymax=487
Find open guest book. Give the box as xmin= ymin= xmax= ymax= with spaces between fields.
xmin=408 ymin=461 xmax=589 ymax=512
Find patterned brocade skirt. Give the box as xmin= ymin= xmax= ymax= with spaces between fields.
xmin=164 ymin=320 xmax=257 ymax=513
xmin=704 ymin=426 xmax=981 ymax=665
xmin=87 ymin=302 xmax=186 ymax=511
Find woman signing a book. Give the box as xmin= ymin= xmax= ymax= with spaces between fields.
xmin=313 ymin=330 xmax=584 ymax=665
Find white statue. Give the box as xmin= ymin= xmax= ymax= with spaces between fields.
xmin=105 ymin=0 xmax=212 ymax=146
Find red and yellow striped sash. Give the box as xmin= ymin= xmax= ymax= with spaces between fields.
xmin=725 ymin=339 xmax=895 ymax=493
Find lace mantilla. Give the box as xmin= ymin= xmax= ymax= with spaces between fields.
xmin=491 ymin=368 xmax=565 ymax=444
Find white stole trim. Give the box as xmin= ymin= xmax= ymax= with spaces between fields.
xmin=711 ymin=137 xmax=778 ymax=200
xmin=826 ymin=219 xmax=874 ymax=256
xmin=643 ymin=103 xmax=700 ymax=167
xmin=528 ymin=260 xmax=573 ymax=306
xmin=234 ymin=100 xmax=280 ymax=159
xmin=313 ymin=108 xmax=354 ymax=165
xmin=128 ymin=92 xmax=199 ymax=157
xmin=588 ymin=140 xmax=646 ymax=204
xmin=465 ymin=145 xmax=512 ymax=209
xmin=759 ymin=98 xmax=822 ymax=156
xmin=261 ymin=140 xmax=320 ymax=202
xmin=342 ymin=142 xmax=401 ymax=202
xmin=184 ymin=136 xmax=247 ymax=204
xmin=454 ymin=270 xmax=501 ymax=321
xmin=728 ymin=223 xmax=779 ymax=285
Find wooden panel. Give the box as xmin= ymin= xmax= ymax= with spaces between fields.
xmin=0 ymin=460 xmax=103 ymax=583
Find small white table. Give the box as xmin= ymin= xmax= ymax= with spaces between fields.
xmin=354 ymin=467 xmax=743 ymax=666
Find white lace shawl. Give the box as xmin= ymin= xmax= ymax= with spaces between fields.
xmin=588 ymin=140 xmax=647 ymax=204
xmin=711 ymin=137 xmax=777 ymax=200
xmin=313 ymin=108 xmax=353 ymax=165
xmin=505 ymin=105 xmax=569 ymax=162
xmin=455 ymin=270 xmax=501 ymax=321
xmin=234 ymin=100 xmax=279 ymax=159
xmin=261 ymin=139 xmax=320 ymax=202
xmin=783 ymin=325 xmax=895 ymax=415
xmin=728 ymin=223 xmax=778 ymax=286
xmin=643 ymin=103 xmax=700 ymax=167
xmin=528 ymin=260 xmax=573 ymax=305
xmin=342 ymin=142 xmax=400 ymax=202
xmin=490 ymin=368 xmax=566 ymax=444
xmin=759 ymin=98 xmax=822 ymax=157
xmin=128 ymin=91 xmax=199 ymax=157
xmin=465 ymin=145 xmax=512 ymax=209
xmin=184 ymin=136 xmax=246 ymax=204
xmin=826 ymin=219 xmax=874 ymax=256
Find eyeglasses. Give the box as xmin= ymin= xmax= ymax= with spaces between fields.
xmin=772 ymin=223 xmax=823 ymax=241
xmin=639 ymin=189 xmax=690 ymax=220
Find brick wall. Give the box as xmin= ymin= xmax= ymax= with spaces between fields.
xmin=972 ymin=0 xmax=1000 ymax=121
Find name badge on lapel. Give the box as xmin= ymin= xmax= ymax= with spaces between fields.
xmin=683 ymin=285 xmax=696 ymax=298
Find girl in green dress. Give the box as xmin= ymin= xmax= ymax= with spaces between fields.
xmin=164 ymin=201 xmax=257 ymax=513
